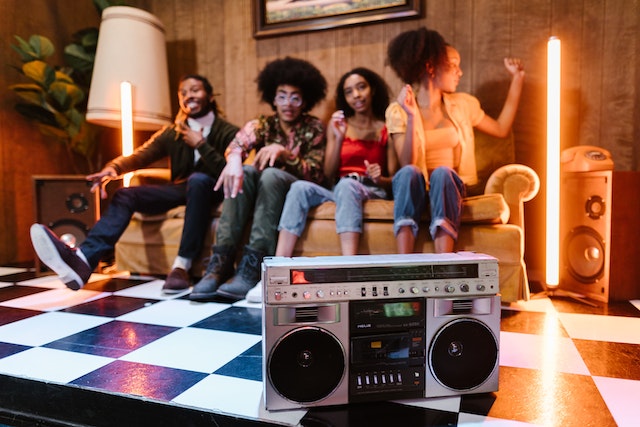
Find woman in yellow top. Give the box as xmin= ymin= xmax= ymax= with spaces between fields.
xmin=386 ymin=26 xmax=525 ymax=253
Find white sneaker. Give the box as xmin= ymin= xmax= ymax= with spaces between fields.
xmin=246 ymin=280 xmax=262 ymax=303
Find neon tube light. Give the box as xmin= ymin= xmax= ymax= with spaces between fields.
xmin=546 ymin=37 xmax=561 ymax=287
xmin=120 ymin=81 xmax=134 ymax=187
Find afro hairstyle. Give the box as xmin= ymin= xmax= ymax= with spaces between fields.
xmin=257 ymin=56 xmax=327 ymax=113
xmin=386 ymin=27 xmax=449 ymax=85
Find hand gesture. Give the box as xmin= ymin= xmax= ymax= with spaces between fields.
xmin=175 ymin=120 xmax=205 ymax=148
xmin=253 ymin=144 xmax=287 ymax=171
xmin=329 ymin=110 xmax=347 ymax=142
xmin=397 ymin=84 xmax=419 ymax=117
xmin=214 ymin=153 xmax=244 ymax=198
xmin=86 ymin=166 xmax=117 ymax=199
xmin=364 ymin=160 xmax=381 ymax=184
xmin=504 ymin=57 xmax=525 ymax=78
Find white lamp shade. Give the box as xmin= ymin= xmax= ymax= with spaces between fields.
xmin=87 ymin=6 xmax=172 ymax=130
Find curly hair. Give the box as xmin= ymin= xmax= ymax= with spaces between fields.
xmin=257 ymin=56 xmax=327 ymax=113
xmin=179 ymin=74 xmax=218 ymax=114
xmin=335 ymin=67 xmax=390 ymax=121
xmin=386 ymin=27 xmax=449 ymax=85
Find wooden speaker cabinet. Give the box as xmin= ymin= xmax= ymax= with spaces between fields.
xmin=609 ymin=171 xmax=640 ymax=301
xmin=32 ymin=175 xmax=100 ymax=273
xmin=559 ymin=170 xmax=640 ymax=302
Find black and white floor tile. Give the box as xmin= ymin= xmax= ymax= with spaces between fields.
xmin=0 ymin=266 xmax=638 ymax=426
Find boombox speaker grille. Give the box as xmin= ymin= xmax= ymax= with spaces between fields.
xmin=429 ymin=318 xmax=498 ymax=391
xmin=268 ymin=327 xmax=345 ymax=403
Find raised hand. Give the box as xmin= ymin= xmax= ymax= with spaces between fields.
xmin=397 ymin=84 xmax=419 ymax=117
xmin=329 ymin=110 xmax=347 ymax=142
xmin=504 ymin=57 xmax=525 ymax=78
xmin=86 ymin=166 xmax=117 ymax=199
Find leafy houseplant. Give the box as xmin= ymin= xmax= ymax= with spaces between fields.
xmin=8 ymin=0 xmax=125 ymax=174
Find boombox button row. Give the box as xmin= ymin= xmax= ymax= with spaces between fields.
xmin=356 ymin=372 xmax=404 ymax=389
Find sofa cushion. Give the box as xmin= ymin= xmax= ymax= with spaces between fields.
xmin=307 ymin=193 xmax=508 ymax=225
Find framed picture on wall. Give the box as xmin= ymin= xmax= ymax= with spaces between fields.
xmin=253 ymin=0 xmax=422 ymax=38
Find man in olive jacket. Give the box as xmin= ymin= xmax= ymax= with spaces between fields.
xmin=30 ymin=74 xmax=239 ymax=293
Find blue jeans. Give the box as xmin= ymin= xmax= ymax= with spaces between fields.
xmin=279 ymin=177 xmax=388 ymax=236
xmin=215 ymin=166 xmax=298 ymax=255
xmin=392 ymin=165 xmax=466 ymax=241
xmin=80 ymin=172 xmax=221 ymax=270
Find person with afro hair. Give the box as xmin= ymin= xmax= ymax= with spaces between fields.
xmin=386 ymin=26 xmax=525 ymax=255
xmin=190 ymin=56 xmax=328 ymax=302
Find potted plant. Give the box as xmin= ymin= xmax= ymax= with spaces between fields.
xmin=7 ymin=0 xmax=124 ymax=174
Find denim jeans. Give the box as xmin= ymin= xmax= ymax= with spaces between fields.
xmin=80 ymin=172 xmax=221 ymax=270
xmin=392 ymin=165 xmax=466 ymax=241
xmin=279 ymin=177 xmax=388 ymax=236
xmin=215 ymin=165 xmax=298 ymax=255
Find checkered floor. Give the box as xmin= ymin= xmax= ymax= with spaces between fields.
xmin=0 ymin=266 xmax=638 ymax=426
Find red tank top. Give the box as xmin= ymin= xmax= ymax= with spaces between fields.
xmin=339 ymin=127 xmax=389 ymax=176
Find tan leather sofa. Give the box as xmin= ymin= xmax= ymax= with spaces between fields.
xmin=115 ymin=131 xmax=539 ymax=303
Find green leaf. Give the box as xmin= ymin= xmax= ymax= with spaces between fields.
xmin=71 ymin=27 xmax=99 ymax=50
xmin=49 ymin=81 xmax=84 ymax=111
xmin=22 ymin=60 xmax=56 ymax=88
xmin=28 ymin=35 xmax=54 ymax=59
xmin=63 ymin=109 xmax=83 ymax=138
xmin=64 ymin=44 xmax=95 ymax=72
xmin=36 ymin=123 xmax=70 ymax=142
xmin=9 ymin=84 xmax=46 ymax=106
xmin=8 ymin=82 xmax=44 ymax=93
xmin=54 ymin=70 xmax=75 ymax=84
xmin=72 ymin=122 xmax=99 ymax=157
xmin=14 ymin=103 xmax=58 ymax=127
xmin=11 ymin=35 xmax=37 ymax=62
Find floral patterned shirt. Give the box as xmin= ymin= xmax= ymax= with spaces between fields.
xmin=227 ymin=114 xmax=326 ymax=184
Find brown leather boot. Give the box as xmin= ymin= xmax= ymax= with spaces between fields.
xmin=162 ymin=267 xmax=191 ymax=294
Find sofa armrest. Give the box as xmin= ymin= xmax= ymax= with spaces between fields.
xmin=485 ymin=164 xmax=540 ymax=229
xmin=129 ymin=168 xmax=171 ymax=186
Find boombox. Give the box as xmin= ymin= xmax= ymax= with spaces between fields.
xmin=262 ymin=252 xmax=501 ymax=411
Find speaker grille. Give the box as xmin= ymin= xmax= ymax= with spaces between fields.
xmin=429 ymin=318 xmax=498 ymax=391
xmin=563 ymin=226 xmax=605 ymax=283
xmin=33 ymin=176 xmax=100 ymax=250
xmin=268 ymin=326 xmax=345 ymax=403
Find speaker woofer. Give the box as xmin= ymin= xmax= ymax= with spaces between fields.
xmin=429 ymin=318 xmax=498 ymax=391
xmin=268 ymin=326 xmax=345 ymax=403
xmin=563 ymin=226 xmax=605 ymax=283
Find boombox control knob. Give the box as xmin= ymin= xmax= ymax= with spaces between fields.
xmin=316 ymin=290 xmax=325 ymax=298
xmin=460 ymin=283 xmax=469 ymax=292
xmin=274 ymin=291 xmax=282 ymax=301
xmin=445 ymin=285 xmax=456 ymax=293
xmin=476 ymin=284 xmax=486 ymax=292
xmin=410 ymin=286 xmax=419 ymax=294
xmin=303 ymin=291 xmax=311 ymax=300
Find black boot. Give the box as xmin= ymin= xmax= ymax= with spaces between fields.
xmin=189 ymin=245 xmax=236 ymax=301
xmin=214 ymin=245 xmax=264 ymax=302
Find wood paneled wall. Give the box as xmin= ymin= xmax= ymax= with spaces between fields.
xmin=1 ymin=0 xmax=638 ymax=280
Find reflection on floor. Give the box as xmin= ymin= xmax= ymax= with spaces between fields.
xmin=0 ymin=266 xmax=638 ymax=426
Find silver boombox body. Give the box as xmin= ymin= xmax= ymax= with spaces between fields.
xmin=262 ymin=252 xmax=501 ymax=411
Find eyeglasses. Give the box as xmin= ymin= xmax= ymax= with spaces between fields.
xmin=274 ymin=94 xmax=303 ymax=107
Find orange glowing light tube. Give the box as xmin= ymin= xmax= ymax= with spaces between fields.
xmin=546 ymin=37 xmax=561 ymax=287
xmin=120 ymin=81 xmax=134 ymax=187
